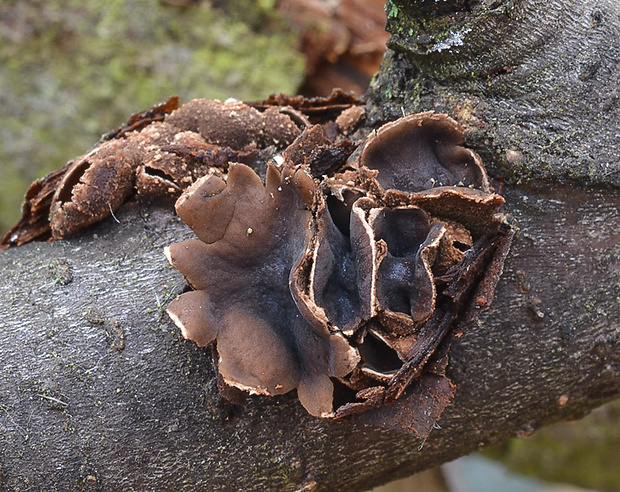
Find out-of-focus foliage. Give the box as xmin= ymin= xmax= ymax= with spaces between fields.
xmin=485 ymin=400 xmax=620 ymax=492
xmin=0 ymin=0 xmax=305 ymax=234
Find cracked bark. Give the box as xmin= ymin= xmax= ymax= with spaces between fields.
xmin=1 ymin=1 xmax=619 ymax=490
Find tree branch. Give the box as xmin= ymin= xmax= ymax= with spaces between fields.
xmin=370 ymin=0 xmax=620 ymax=187
xmin=1 ymin=0 xmax=619 ymax=490
xmin=1 ymin=179 xmax=618 ymax=490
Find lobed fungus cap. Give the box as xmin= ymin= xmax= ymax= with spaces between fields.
xmin=165 ymin=163 xmax=360 ymax=417
xmin=359 ymin=112 xmax=490 ymax=193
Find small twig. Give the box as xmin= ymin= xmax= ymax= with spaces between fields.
xmin=37 ymin=394 xmax=69 ymax=408
xmin=109 ymin=204 xmax=121 ymax=224
xmin=417 ymin=435 xmax=429 ymax=451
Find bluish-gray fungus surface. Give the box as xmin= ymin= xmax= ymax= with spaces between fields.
xmin=164 ymin=105 xmax=514 ymax=434
xmin=1 ymin=93 xmax=513 ymax=436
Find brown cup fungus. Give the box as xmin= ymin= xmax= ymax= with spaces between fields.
xmin=164 ymin=110 xmax=514 ymax=433
xmin=1 ymin=95 xmax=305 ymax=246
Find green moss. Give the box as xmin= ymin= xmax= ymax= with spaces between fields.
xmin=388 ymin=3 xmax=399 ymax=19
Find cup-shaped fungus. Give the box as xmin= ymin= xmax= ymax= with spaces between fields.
xmin=2 ymin=89 xmax=512 ymax=436
xmin=1 ymin=96 xmax=308 ymax=247
xmin=49 ymin=139 xmax=138 ymax=239
xmin=359 ymin=112 xmax=490 ymax=192
xmin=165 ymin=163 xmax=359 ymax=417
xmin=165 ymin=111 xmax=513 ymax=434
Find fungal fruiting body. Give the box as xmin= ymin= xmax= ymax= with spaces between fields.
xmin=1 ymin=92 xmax=362 ymax=249
xmin=164 ymin=108 xmax=513 ymax=434
xmin=165 ymin=163 xmax=359 ymax=418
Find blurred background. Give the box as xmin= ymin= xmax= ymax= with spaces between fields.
xmin=0 ymin=1 xmax=617 ymax=490
xmin=374 ymin=400 xmax=620 ymax=492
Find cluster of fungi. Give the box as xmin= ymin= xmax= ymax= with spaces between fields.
xmin=2 ymin=92 xmax=513 ymax=436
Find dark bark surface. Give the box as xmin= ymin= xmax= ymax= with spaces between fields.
xmin=1 ymin=183 xmax=618 ymax=491
xmin=1 ymin=0 xmax=619 ymax=490
xmin=370 ymin=0 xmax=620 ymax=187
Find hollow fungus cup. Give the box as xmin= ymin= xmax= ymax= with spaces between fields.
xmin=165 ymin=110 xmax=514 ymax=435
